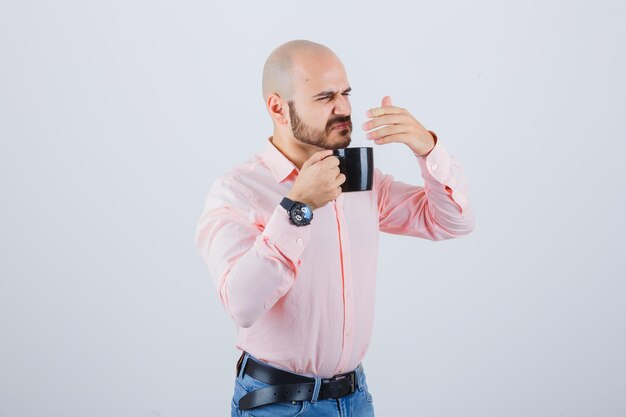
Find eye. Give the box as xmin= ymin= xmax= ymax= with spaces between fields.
xmin=342 ymin=92 xmax=351 ymax=96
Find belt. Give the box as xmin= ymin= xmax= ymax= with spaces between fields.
xmin=237 ymin=353 xmax=360 ymax=411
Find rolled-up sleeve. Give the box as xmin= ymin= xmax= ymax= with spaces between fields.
xmin=194 ymin=178 xmax=310 ymax=328
xmin=376 ymin=133 xmax=475 ymax=240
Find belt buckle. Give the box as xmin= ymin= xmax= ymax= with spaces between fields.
xmin=325 ymin=372 xmax=356 ymax=397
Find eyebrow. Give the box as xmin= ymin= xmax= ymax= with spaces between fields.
xmin=312 ymin=87 xmax=352 ymax=99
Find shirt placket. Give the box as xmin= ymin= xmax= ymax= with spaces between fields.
xmin=333 ymin=195 xmax=355 ymax=374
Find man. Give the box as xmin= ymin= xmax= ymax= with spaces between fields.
xmin=194 ymin=39 xmax=474 ymax=416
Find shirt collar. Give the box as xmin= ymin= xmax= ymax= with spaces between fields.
xmin=261 ymin=137 xmax=299 ymax=183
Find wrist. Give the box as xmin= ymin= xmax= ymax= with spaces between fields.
xmin=286 ymin=192 xmax=316 ymax=211
xmin=411 ymin=130 xmax=437 ymax=158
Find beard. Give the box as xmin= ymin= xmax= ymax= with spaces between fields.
xmin=288 ymin=100 xmax=352 ymax=150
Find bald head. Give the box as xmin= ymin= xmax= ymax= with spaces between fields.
xmin=261 ymin=40 xmax=341 ymax=101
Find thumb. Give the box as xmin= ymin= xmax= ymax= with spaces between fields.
xmin=382 ymin=95 xmax=392 ymax=107
xmin=303 ymin=149 xmax=334 ymax=168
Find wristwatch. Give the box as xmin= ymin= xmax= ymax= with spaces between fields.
xmin=280 ymin=197 xmax=313 ymax=226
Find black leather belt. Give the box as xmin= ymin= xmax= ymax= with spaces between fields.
xmin=237 ymin=353 xmax=360 ymax=411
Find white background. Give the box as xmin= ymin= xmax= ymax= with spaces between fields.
xmin=1 ymin=1 xmax=625 ymax=416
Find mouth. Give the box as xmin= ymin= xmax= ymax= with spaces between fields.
xmin=331 ymin=122 xmax=351 ymax=130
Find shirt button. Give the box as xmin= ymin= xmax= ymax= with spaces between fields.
xmin=296 ymin=238 xmax=303 ymax=245
xmin=346 ymin=331 xmax=351 ymax=337
xmin=431 ymin=164 xmax=438 ymax=170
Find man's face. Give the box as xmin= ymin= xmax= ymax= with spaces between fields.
xmin=288 ymin=100 xmax=352 ymax=150
xmin=286 ymin=55 xmax=353 ymax=150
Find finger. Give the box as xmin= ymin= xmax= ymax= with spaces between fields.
xmin=362 ymin=114 xmax=410 ymax=131
xmin=337 ymin=173 xmax=347 ymax=185
xmin=366 ymin=104 xmax=406 ymax=118
xmin=321 ymin=155 xmax=340 ymax=168
xmin=382 ymin=95 xmax=392 ymax=107
xmin=366 ymin=125 xmax=409 ymax=141
xmin=304 ymin=149 xmax=334 ymax=168
xmin=373 ymin=132 xmax=413 ymax=145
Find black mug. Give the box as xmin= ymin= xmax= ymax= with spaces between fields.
xmin=332 ymin=147 xmax=374 ymax=192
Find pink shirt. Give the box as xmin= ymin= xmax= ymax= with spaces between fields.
xmin=194 ymin=132 xmax=474 ymax=378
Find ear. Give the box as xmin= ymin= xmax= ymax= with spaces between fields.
xmin=267 ymin=94 xmax=289 ymax=126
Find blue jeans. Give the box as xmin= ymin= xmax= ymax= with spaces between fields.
xmin=231 ymin=353 xmax=376 ymax=417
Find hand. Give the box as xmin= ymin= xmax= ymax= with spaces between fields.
xmin=362 ymin=96 xmax=436 ymax=157
xmin=287 ymin=150 xmax=346 ymax=211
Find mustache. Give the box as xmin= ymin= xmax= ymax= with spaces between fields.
xmin=327 ymin=116 xmax=352 ymax=130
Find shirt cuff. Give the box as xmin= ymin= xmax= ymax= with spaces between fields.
xmin=415 ymin=131 xmax=469 ymax=213
xmin=261 ymin=204 xmax=311 ymax=268
xmin=416 ymin=131 xmax=454 ymax=184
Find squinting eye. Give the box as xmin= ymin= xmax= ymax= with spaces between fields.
xmin=342 ymin=92 xmax=351 ymax=96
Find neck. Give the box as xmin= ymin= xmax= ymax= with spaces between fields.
xmin=270 ymin=130 xmax=323 ymax=170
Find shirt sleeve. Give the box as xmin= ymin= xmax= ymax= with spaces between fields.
xmin=194 ymin=177 xmax=311 ymax=328
xmin=376 ymin=131 xmax=475 ymax=240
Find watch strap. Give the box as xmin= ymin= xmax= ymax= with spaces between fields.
xmin=280 ymin=197 xmax=296 ymax=212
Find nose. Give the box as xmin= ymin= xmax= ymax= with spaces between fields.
xmin=333 ymin=94 xmax=351 ymax=116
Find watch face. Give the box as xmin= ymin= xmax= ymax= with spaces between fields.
xmin=290 ymin=203 xmax=313 ymax=226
